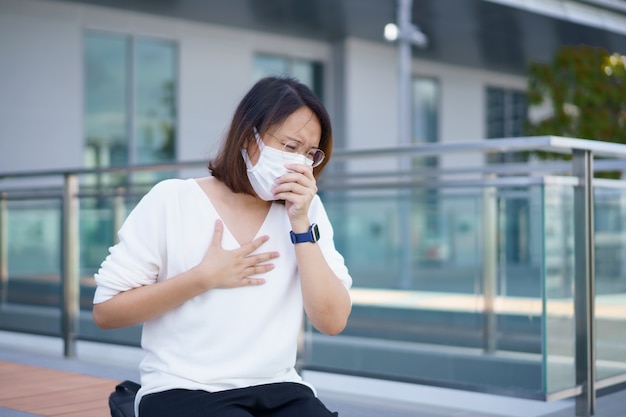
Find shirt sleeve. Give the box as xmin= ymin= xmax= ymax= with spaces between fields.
xmin=93 ymin=180 xmax=172 ymax=304
xmin=309 ymin=195 xmax=353 ymax=292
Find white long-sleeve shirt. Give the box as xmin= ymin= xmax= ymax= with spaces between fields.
xmin=93 ymin=178 xmax=352 ymax=415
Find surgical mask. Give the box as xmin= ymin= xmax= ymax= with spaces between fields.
xmin=241 ymin=128 xmax=313 ymax=201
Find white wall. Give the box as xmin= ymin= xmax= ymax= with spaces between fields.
xmin=344 ymin=38 xmax=398 ymax=150
xmin=0 ymin=0 xmax=82 ymax=173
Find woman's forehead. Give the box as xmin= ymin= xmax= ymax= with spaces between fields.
xmin=275 ymin=107 xmax=320 ymax=138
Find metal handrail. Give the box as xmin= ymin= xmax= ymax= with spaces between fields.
xmin=330 ymin=136 xmax=626 ymax=159
xmin=2 ymin=135 xmax=626 ymax=183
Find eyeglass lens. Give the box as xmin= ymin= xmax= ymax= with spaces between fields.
xmin=282 ymin=141 xmax=325 ymax=167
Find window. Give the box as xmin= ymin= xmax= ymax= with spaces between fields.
xmin=84 ymin=31 xmax=177 ymax=184
xmin=253 ymin=53 xmax=324 ymax=100
xmin=412 ymin=77 xmax=439 ymax=167
xmin=412 ymin=78 xmax=439 ymax=144
xmin=486 ymin=87 xmax=526 ymax=164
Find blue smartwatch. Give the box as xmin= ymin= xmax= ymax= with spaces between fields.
xmin=290 ymin=223 xmax=320 ymax=244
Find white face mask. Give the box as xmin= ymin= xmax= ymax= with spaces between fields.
xmin=241 ymin=128 xmax=313 ymax=201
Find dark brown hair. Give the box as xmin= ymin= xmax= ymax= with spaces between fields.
xmin=209 ymin=76 xmax=333 ymax=196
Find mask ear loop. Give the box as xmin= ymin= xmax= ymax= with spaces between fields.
xmin=253 ymin=127 xmax=265 ymax=151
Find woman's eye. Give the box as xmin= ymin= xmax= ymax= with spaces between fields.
xmin=284 ymin=142 xmax=299 ymax=152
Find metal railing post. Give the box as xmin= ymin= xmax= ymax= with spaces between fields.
xmin=573 ymin=149 xmax=596 ymax=416
xmin=482 ymin=183 xmax=498 ymax=353
xmin=62 ymin=173 xmax=80 ymax=358
xmin=0 ymin=192 xmax=7 ymax=306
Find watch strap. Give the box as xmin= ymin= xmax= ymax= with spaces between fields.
xmin=290 ymin=223 xmax=319 ymax=244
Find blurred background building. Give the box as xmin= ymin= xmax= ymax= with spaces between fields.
xmin=1 ymin=0 xmax=625 ymax=174
xmin=1 ymin=0 xmax=626 ymax=413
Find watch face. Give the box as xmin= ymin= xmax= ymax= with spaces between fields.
xmin=311 ymin=223 xmax=320 ymax=241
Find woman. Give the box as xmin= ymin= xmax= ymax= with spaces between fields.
xmin=93 ymin=76 xmax=352 ymax=417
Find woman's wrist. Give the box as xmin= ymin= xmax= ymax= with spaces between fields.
xmin=289 ymin=217 xmax=311 ymax=233
xmin=187 ymin=265 xmax=216 ymax=292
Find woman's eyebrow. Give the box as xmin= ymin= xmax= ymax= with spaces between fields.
xmin=285 ymin=135 xmax=304 ymax=144
xmin=279 ymin=131 xmax=320 ymax=149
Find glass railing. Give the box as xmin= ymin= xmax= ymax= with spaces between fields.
xmin=590 ymin=184 xmax=626 ymax=388
xmin=315 ymin=182 xmax=546 ymax=394
xmin=1 ymin=137 xmax=625 ymax=411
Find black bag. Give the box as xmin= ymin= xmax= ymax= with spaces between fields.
xmin=109 ymin=380 xmax=141 ymax=417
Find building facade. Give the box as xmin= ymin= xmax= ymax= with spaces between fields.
xmin=2 ymin=0 xmax=624 ymax=176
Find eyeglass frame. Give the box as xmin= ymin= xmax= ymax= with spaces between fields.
xmin=264 ymin=131 xmax=326 ymax=168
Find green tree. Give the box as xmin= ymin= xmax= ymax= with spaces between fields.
xmin=526 ymin=45 xmax=626 ymax=167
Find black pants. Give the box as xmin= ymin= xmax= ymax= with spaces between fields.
xmin=139 ymin=382 xmax=339 ymax=417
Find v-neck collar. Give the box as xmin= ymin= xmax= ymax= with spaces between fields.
xmin=190 ymin=178 xmax=275 ymax=247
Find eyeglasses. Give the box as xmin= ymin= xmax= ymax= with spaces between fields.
xmin=268 ymin=132 xmax=325 ymax=168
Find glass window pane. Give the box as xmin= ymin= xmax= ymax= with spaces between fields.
xmin=486 ymin=87 xmax=527 ymax=164
xmin=511 ymin=91 xmax=527 ymax=137
xmin=412 ymin=78 xmax=439 ymax=144
xmin=292 ymin=59 xmax=314 ymax=87
xmin=486 ymin=87 xmax=505 ymax=138
xmin=254 ymin=54 xmax=289 ymax=80
xmin=412 ymin=77 xmax=439 ymax=172
xmin=486 ymin=87 xmax=527 ymax=139
xmin=134 ymin=37 xmax=177 ymax=166
xmin=84 ymin=31 xmax=129 ymax=169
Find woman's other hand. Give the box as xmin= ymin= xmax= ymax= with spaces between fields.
xmin=192 ymin=220 xmax=278 ymax=290
xmin=273 ymin=163 xmax=317 ymax=229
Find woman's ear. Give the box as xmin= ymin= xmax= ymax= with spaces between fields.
xmin=245 ymin=134 xmax=261 ymax=160
xmin=242 ymin=133 xmax=253 ymax=150
xmin=243 ymin=127 xmax=258 ymax=150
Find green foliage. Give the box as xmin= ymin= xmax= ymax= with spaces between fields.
xmin=526 ymin=45 xmax=626 ymax=165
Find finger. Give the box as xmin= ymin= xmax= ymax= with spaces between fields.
xmin=275 ymin=174 xmax=308 ymax=188
xmin=246 ymin=251 xmax=279 ymax=266
xmin=272 ymin=181 xmax=295 ymax=195
xmin=246 ymin=262 xmax=275 ymax=276
xmin=209 ymin=219 xmax=224 ymax=248
xmin=273 ymin=182 xmax=316 ymax=201
xmin=285 ymin=163 xmax=313 ymax=175
xmin=237 ymin=235 xmax=270 ymax=255
xmin=280 ymin=167 xmax=314 ymax=183
xmin=243 ymin=277 xmax=266 ymax=286
xmin=276 ymin=175 xmax=317 ymax=195
xmin=247 ymin=251 xmax=279 ymax=263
